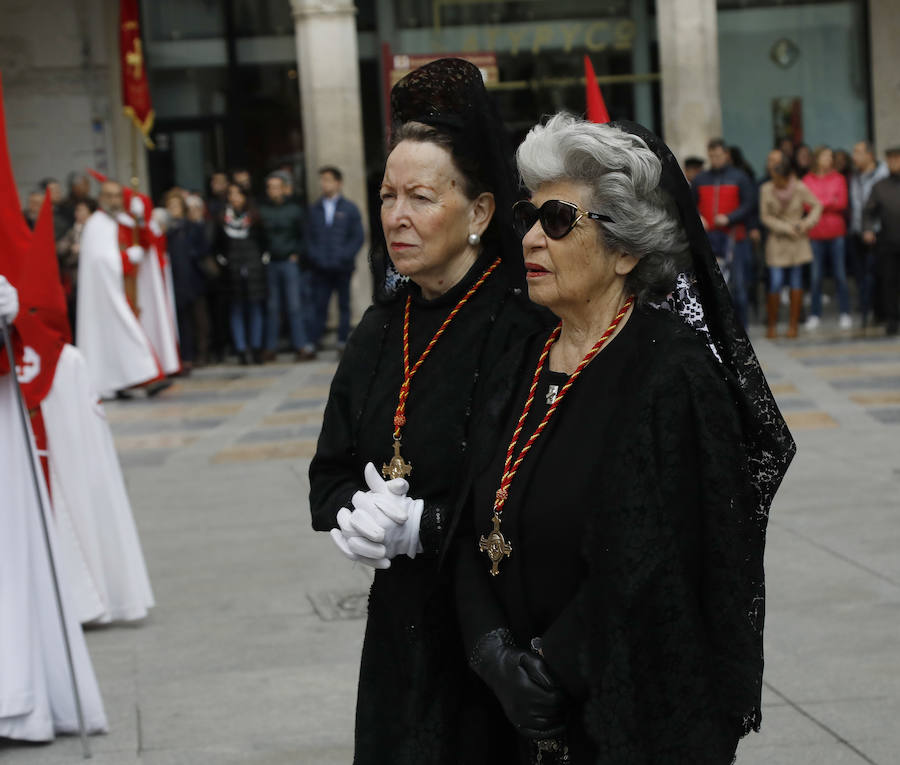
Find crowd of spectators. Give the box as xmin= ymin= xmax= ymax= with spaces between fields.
xmin=685 ymin=137 xmax=900 ymax=337
xmin=28 ymin=166 xmax=365 ymax=371
xmin=28 ymin=131 xmax=899 ymax=371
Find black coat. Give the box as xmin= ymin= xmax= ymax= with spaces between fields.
xmin=214 ymin=211 xmax=268 ymax=301
xmin=456 ymin=306 xmax=761 ymax=764
xmin=309 ymin=253 xmax=550 ymax=764
xmin=167 ymin=219 xmax=208 ymax=305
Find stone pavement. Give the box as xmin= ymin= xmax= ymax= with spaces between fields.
xmin=1 ymin=319 xmax=898 ymax=764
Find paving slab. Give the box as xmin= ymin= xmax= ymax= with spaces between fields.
xmin=2 ymin=327 xmax=898 ymax=763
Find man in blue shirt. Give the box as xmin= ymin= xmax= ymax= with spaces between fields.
xmin=306 ymin=166 xmax=364 ymax=351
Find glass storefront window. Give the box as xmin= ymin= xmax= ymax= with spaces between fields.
xmin=150 ymin=67 xmax=229 ymax=119
xmin=393 ymin=0 xmax=632 ymax=29
xmin=145 ymin=0 xmax=224 ymax=41
xmin=232 ymin=0 xmax=294 ymax=37
xmin=373 ymin=0 xmax=660 ymax=145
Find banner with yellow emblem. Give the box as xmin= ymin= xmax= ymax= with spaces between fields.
xmin=119 ymin=0 xmax=154 ymax=149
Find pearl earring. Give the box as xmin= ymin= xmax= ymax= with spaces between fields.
xmin=467 ymin=232 xmax=481 ymax=246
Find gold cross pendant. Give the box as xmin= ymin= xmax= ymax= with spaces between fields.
xmin=382 ymin=438 xmax=412 ymax=480
xmin=479 ymin=514 xmax=512 ymax=576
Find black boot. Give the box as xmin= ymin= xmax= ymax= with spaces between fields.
xmin=252 ymin=348 xmax=264 ymax=365
xmin=239 ymin=351 xmax=251 ymax=366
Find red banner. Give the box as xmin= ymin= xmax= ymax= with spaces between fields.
xmin=120 ymin=0 xmax=154 ymax=148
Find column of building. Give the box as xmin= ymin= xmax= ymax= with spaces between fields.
xmin=290 ymin=0 xmax=371 ymax=323
xmin=868 ymin=0 xmax=900 ymax=152
xmin=656 ymin=0 xmax=722 ymax=162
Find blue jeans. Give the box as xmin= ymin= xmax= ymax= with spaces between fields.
xmin=810 ymin=237 xmax=850 ymax=316
xmin=266 ymin=259 xmax=310 ymax=351
xmin=229 ymin=299 xmax=264 ymax=352
xmin=708 ymin=231 xmax=750 ymax=327
xmin=299 ymin=267 xmax=317 ymax=344
xmin=310 ymin=270 xmax=352 ymax=344
xmin=768 ymin=265 xmax=804 ymax=293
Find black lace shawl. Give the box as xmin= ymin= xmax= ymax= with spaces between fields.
xmin=595 ymin=121 xmax=796 ymax=751
xmin=611 ymin=120 xmax=796 ymax=522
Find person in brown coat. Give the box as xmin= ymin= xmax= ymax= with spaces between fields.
xmin=759 ymin=157 xmax=823 ymax=337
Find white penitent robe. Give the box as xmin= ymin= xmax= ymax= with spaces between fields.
xmin=0 ymin=373 xmax=108 ymax=742
xmin=136 ymin=220 xmax=180 ymax=376
xmin=76 ymin=209 xmax=160 ymax=397
xmin=42 ymin=344 xmax=155 ymax=624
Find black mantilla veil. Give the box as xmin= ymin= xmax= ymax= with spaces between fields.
xmin=611 ymin=119 xmax=796 ymax=736
xmin=370 ymin=57 xmax=522 ymax=303
xmin=613 ymin=119 xmax=796 ymax=511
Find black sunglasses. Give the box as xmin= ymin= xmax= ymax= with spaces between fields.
xmin=512 ymin=199 xmax=614 ymax=240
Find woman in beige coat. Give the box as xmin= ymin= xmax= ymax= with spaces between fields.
xmin=760 ymin=157 xmax=823 ymax=337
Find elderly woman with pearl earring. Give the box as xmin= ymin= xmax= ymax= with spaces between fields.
xmin=308 ymin=59 xmax=548 ymax=763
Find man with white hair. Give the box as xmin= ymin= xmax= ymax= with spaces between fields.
xmin=76 ymin=180 xmax=165 ymax=398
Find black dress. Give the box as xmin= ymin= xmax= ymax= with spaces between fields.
xmin=309 ymin=252 xmax=549 ymax=764
xmin=456 ymin=306 xmax=756 ymax=764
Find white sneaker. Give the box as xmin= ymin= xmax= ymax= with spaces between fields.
xmin=805 ymin=315 xmax=820 ymax=330
xmin=838 ymin=313 xmax=853 ymax=330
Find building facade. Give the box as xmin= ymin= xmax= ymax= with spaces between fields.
xmin=4 ymin=0 xmax=898 ymax=318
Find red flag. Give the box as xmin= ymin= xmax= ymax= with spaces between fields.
xmin=584 ymin=55 xmax=610 ymax=124
xmin=120 ymin=0 xmax=155 ymax=148
xmin=87 ymin=167 xmax=108 ymax=185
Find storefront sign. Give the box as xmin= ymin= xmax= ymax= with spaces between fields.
xmin=395 ymin=18 xmax=637 ymax=58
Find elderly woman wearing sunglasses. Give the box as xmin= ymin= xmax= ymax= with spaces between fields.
xmin=453 ymin=114 xmax=795 ymax=763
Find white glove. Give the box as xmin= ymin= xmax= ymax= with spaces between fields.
xmin=343 ymin=463 xmax=424 ymax=560
xmin=329 ymin=507 xmax=390 ymax=569
xmin=126 ymin=245 xmax=144 ymax=264
xmin=0 ymin=276 xmax=19 ymax=324
xmin=347 ymin=491 xmax=424 ymax=560
xmin=129 ymin=196 xmax=145 ymax=220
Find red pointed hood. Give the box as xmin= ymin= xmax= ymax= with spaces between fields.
xmin=21 ymin=190 xmax=72 ymax=343
xmin=0 ymin=73 xmax=67 ymax=405
xmin=0 ymin=73 xmax=32 ymax=286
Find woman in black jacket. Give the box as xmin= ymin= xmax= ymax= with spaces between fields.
xmin=214 ymin=183 xmax=267 ymax=364
xmin=164 ymin=191 xmax=208 ymax=372
xmin=308 ymin=59 xmax=548 ymax=763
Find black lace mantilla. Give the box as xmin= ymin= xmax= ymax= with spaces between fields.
xmin=613 ymin=120 xmax=796 ymax=738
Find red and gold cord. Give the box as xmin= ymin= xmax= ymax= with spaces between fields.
xmin=391 ymin=257 xmax=502 ymax=438
xmin=493 ymin=295 xmax=634 ymax=514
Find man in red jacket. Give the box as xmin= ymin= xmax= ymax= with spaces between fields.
xmin=692 ymin=138 xmax=757 ymax=327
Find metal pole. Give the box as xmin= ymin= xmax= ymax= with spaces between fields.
xmin=1 ymin=318 xmax=92 ymax=759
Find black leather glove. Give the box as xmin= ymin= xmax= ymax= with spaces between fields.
xmin=469 ymin=628 xmax=567 ymax=739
